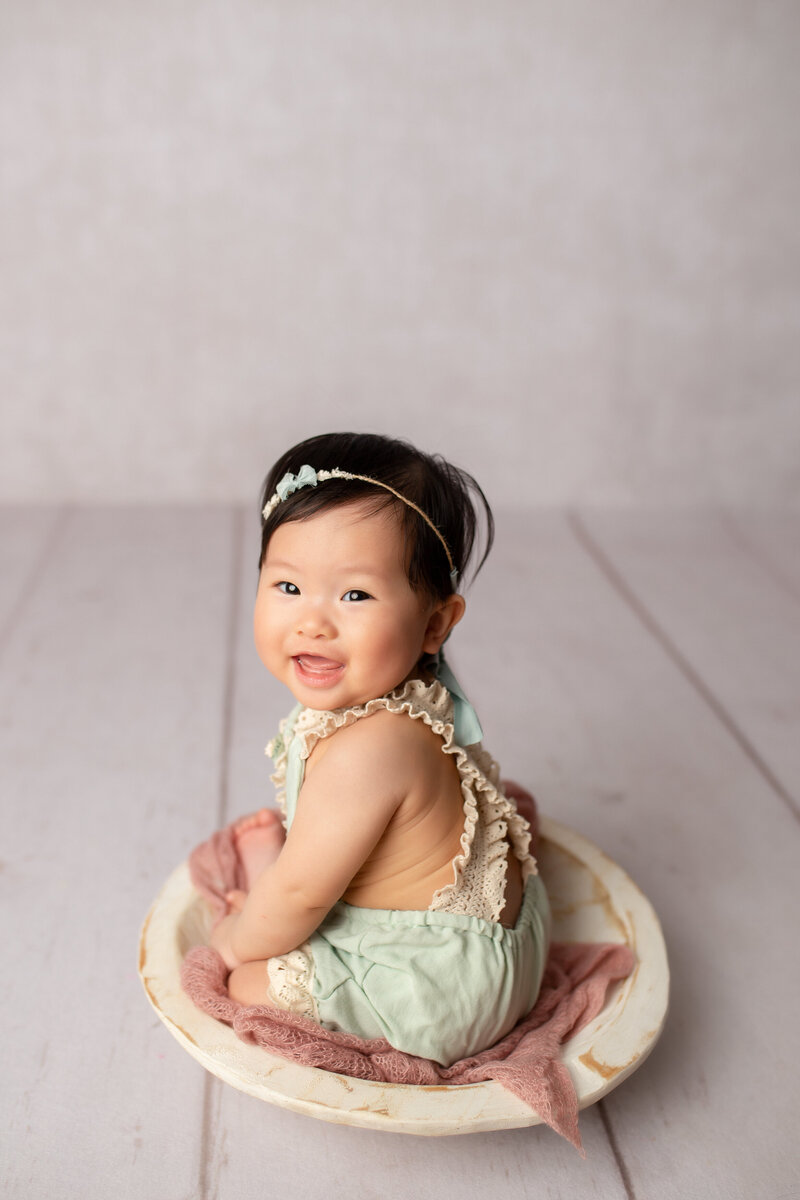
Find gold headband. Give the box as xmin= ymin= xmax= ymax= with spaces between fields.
xmin=262 ymin=465 xmax=458 ymax=587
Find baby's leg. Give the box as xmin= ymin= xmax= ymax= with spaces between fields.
xmin=228 ymin=960 xmax=271 ymax=1007
xmin=232 ymin=808 xmax=285 ymax=891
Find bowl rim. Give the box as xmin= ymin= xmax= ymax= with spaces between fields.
xmin=139 ymin=815 xmax=669 ymax=1136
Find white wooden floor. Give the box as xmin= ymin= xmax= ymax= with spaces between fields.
xmin=2 ymin=505 xmax=798 ymax=1200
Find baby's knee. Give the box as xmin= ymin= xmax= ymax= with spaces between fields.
xmin=228 ymin=960 xmax=269 ymax=1006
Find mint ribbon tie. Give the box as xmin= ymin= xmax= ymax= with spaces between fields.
xmin=433 ymin=653 xmax=484 ymax=747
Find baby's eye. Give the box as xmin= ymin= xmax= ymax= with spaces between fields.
xmin=277 ymin=581 xmax=300 ymax=595
xmin=342 ymin=589 xmax=372 ymax=602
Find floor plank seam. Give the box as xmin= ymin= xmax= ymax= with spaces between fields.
xmin=719 ymin=510 xmax=800 ymax=609
xmin=0 ymin=507 xmax=69 ymax=659
xmin=568 ymin=511 xmax=800 ymax=824
xmin=198 ymin=509 xmax=244 ymax=1197
xmin=598 ymin=1101 xmax=637 ymax=1200
xmin=216 ymin=505 xmax=245 ymax=829
xmin=198 ymin=1075 xmax=217 ymax=1200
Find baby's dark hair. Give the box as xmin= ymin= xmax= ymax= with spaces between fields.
xmin=258 ymin=432 xmax=494 ymax=601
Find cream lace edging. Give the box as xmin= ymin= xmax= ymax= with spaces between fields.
xmin=265 ymin=943 xmax=319 ymax=1020
xmin=266 ymin=679 xmax=536 ymax=924
xmin=265 ymin=705 xmax=323 ymax=824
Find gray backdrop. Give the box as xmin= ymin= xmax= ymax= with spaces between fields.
xmin=2 ymin=1 xmax=799 ymax=506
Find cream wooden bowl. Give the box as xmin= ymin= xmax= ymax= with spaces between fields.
xmin=139 ymin=816 xmax=668 ymax=1135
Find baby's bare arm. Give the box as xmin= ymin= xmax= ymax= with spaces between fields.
xmin=226 ymin=713 xmax=412 ymax=964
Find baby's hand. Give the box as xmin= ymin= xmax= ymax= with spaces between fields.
xmin=210 ymin=912 xmax=244 ymax=972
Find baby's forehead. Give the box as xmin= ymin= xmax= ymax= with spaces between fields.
xmin=265 ymin=499 xmax=409 ymax=568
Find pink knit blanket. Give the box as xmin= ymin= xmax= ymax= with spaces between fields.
xmin=181 ymin=818 xmax=635 ymax=1150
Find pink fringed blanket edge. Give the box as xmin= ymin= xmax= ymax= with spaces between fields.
xmin=181 ymin=816 xmax=635 ymax=1151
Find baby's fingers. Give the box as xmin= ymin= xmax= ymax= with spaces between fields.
xmin=225 ymin=889 xmax=247 ymax=912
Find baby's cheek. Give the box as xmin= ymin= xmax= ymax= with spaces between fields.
xmin=253 ymin=609 xmax=275 ymax=667
xmin=379 ymin=622 xmax=425 ymax=675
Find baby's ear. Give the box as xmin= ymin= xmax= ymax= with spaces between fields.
xmin=422 ymin=594 xmax=466 ymax=654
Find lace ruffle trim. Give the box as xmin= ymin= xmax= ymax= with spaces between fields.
xmin=273 ymin=678 xmax=535 ymax=923
xmin=265 ymin=721 xmax=289 ymax=820
xmin=266 ymin=706 xmax=323 ymax=823
xmin=265 ymin=943 xmax=319 ymax=1020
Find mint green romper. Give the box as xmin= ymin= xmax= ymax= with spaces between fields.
xmin=264 ymin=679 xmax=551 ymax=1068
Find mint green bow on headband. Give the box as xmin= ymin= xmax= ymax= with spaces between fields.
xmin=432 ymin=651 xmax=484 ymax=747
xmin=276 ymin=464 xmax=318 ymax=502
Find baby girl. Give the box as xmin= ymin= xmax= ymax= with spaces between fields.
xmin=210 ymin=431 xmax=550 ymax=1067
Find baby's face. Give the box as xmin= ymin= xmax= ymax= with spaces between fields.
xmin=255 ymin=500 xmax=441 ymax=710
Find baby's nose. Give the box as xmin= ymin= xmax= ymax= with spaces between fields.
xmin=297 ymin=602 xmax=336 ymax=638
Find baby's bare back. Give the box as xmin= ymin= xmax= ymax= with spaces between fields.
xmin=305 ymin=709 xmax=521 ymax=922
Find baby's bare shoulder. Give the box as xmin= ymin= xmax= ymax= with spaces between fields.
xmin=315 ymin=707 xmax=441 ymax=782
xmin=336 ymin=706 xmax=436 ymax=751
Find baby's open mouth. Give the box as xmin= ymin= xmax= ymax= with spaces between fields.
xmin=295 ymin=655 xmax=342 ymax=672
xmin=293 ymin=655 xmax=345 ymax=685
